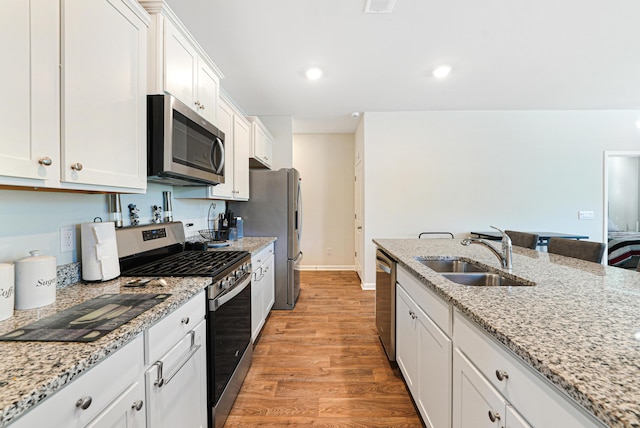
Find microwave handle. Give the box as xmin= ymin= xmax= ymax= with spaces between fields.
xmin=211 ymin=137 xmax=225 ymax=174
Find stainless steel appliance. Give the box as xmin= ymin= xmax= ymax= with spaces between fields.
xmin=147 ymin=94 xmax=225 ymax=186
xmin=230 ymin=168 xmax=303 ymax=309
xmin=376 ymin=249 xmax=396 ymax=361
xmin=116 ymin=222 xmax=252 ymax=428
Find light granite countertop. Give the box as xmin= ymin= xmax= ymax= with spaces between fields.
xmin=374 ymin=238 xmax=640 ymax=428
xmin=0 ymin=237 xmax=275 ymax=427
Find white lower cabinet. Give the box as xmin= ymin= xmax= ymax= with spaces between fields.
xmin=396 ymin=283 xmax=451 ymax=428
xmin=453 ymin=348 xmax=530 ymax=428
xmin=12 ymin=335 xmax=146 ymax=428
xmin=144 ymin=319 xmax=207 ymax=428
xmin=144 ymin=290 xmax=207 ymax=428
xmin=251 ymin=243 xmax=275 ymax=342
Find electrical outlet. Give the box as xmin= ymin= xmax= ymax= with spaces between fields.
xmin=326 ymin=248 xmax=333 ymax=255
xmin=578 ymin=211 xmax=595 ymax=220
xmin=60 ymin=226 xmax=74 ymax=252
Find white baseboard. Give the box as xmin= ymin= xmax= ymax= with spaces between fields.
xmin=299 ymin=265 xmax=356 ymax=271
xmin=360 ymin=282 xmax=375 ymax=290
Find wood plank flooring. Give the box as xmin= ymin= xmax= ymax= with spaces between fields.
xmin=224 ymin=271 xmax=423 ymax=427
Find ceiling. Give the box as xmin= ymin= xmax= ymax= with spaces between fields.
xmin=165 ymin=0 xmax=640 ymax=133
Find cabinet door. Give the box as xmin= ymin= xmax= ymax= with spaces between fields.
xmin=233 ymin=115 xmax=250 ymax=199
xmin=0 ymin=0 xmax=58 ymax=182
xmin=453 ymin=348 xmax=506 ymax=428
xmin=164 ymin=20 xmax=197 ymax=108
xmin=253 ymin=124 xmax=267 ymax=161
xmin=145 ymin=319 xmax=207 ymax=428
xmin=395 ymin=284 xmax=419 ymax=395
xmin=210 ymin=98 xmax=234 ymax=198
xmin=416 ymin=303 xmax=452 ymax=428
xmin=196 ymin=60 xmax=219 ymax=125
xmin=263 ymin=254 xmax=275 ymax=314
xmin=506 ymin=405 xmax=532 ymax=428
xmin=85 ymin=381 xmax=146 ymax=428
xmin=251 ymin=267 xmax=264 ymax=342
xmin=61 ymin=0 xmax=147 ymax=190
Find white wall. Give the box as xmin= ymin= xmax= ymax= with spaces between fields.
xmin=293 ymin=133 xmax=355 ymax=269
xmin=0 ymin=183 xmax=226 ymax=266
xmin=361 ymin=110 xmax=640 ymax=286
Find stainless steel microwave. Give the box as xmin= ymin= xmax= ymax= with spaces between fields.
xmin=147 ymin=94 xmax=225 ymax=186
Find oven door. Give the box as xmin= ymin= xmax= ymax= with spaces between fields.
xmin=208 ymin=274 xmax=251 ymax=405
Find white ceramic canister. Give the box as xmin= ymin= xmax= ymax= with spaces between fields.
xmin=0 ymin=263 xmax=14 ymax=321
xmin=14 ymin=250 xmax=57 ymax=310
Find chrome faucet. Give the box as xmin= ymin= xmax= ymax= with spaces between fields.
xmin=461 ymin=226 xmax=513 ymax=271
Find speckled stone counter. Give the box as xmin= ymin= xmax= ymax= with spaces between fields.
xmin=0 ymin=238 xmax=275 ymax=426
xmin=212 ymin=236 xmax=276 ymax=255
xmin=374 ymin=238 xmax=640 ymax=428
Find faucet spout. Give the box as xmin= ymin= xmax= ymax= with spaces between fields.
xmin=461 ymin=226 xmax=513 ymax=271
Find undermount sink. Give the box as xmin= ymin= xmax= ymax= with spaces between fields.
xmin=415 ymin=258 xmax=488 ymax=273
xmin=441 ymin=273 xmax=534 ymax=287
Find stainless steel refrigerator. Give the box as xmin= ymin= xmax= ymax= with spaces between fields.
xmin=230 ymin=168 xmax=302 ymax=309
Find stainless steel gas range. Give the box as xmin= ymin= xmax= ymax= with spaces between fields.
xmin=116 ymin=221 xmax=252 ymax=428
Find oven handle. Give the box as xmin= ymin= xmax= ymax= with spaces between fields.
xmin=212 ymin=274 xmax=251 ymax=311
xmin=153 ymin=330 xmax=201 ymax=388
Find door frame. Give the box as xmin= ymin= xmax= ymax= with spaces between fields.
xmin=603 ymin=151 xmax=640 ymax=245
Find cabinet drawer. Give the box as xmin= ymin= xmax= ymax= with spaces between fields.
xmin=252 ymin=243 xmax=274 ymax=268
xmin=146 ymin=291 xmax=205 ymax=364
xmin=397 ymin=265 xmax=451 ymax=336
xmin=13 ymin=334 xmax=144 ymax=428
xmin=453 ymin=311 xmax=605 ymax=428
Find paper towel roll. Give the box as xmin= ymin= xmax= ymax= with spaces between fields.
xmin=82 ymin=221 xmax=120 ymax=281
xmin=0 ymin=263 xmax=14 ymax=321
xmin=14 ymin=251 xmax=56 ymax=310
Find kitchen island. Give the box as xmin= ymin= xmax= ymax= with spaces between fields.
xmin=0 ymin=237 xmax=276 ymax=426
xmin=375 ymin=238 xmax=640 ymax=428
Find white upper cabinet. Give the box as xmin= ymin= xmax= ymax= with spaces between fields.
xmin=1 ymin=0 xmax=59 ymax=184
xmin=141 ymin=0 xmax=222 ymax=125
xmin=246 ymin=116 xmax=273 ymax=169
xmin=0 ymin=0 xmax=148 ymax=193
xmin=232 ymin=113 xmax=250 ymax=199
xmin=61 ymin=0 xmax=148 ymax=191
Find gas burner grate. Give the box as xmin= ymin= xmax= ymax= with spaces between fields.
xmin=121 ymin=251 xmax=248 ymax=278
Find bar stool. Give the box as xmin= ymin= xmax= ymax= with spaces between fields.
xmin=505 ymin=230 xmax=539 ymax=249
xmin=547 ymin=238 xmax=605 ymax=263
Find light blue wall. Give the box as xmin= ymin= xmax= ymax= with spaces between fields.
xmin=0 ymin=183 xmax=226 ymax=266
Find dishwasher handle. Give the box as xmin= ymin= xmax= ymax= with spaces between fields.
xmin=376 ymin=257 xmax=392 ymax=274
xmin=153 ymin=330 xmax=201 ymax=388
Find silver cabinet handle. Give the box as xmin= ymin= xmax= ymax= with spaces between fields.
xmin=495 ymin=369 xmax=509 ymax=381
xmin=488 ymin=410 xmax=501 ymax=422
xmin=154 ymin=330 xmax=200 ymax=388
xmin=409 ymin=310 xmax=417 ymax=320
xmin=181 ymin=316 xmax=190 ymax=325
xmin=75 ymin=396 xmax=92 ymax=410
xmin=71 ymin=162 xmax=83 ymax=171
xmin=194 ymin=101 xmax=201 ymax=108
xmin=131 ymin=400 xmax=143 ymax=411
xmin=38 ymin=157 xmax=52 ymax=166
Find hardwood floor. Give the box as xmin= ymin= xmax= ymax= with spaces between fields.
xmin=225 ymin=271 xmax=423 ymax=427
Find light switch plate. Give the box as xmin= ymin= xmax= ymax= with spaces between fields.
xmin=578 ymin=211 xmax=595 ymax=220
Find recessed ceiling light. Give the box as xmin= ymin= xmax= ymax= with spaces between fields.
xmin=432 ymin=65 xmax=452 ymax=79
xmin=305 ymin=67 xmax=323 ymax=81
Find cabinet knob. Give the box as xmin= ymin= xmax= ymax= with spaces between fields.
xmin=194 ymin=101 xmax=201 ymax=107
xmin=495 ymin=369 xmax=509 ymax=381
xmin=131 ymin=400 xmax=144 ymax=411
xmin=181 ymin=316 xmax=190 ymax=325
xmin=71 ymin=162 xmax=83 ymax=171
xmin=38 ymin=157 xmax=52 ymax=166
xmin=200 ymin=104 xmax=205 ymax=110
xmin=488 ymin=410 xmax=501 ymax=422
xmin=75 ymin=396 xmax=92 ymax=410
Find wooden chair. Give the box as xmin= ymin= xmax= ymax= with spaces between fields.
xmin=505 ymin=230 xmax=539 ymax=249
xmin=547 ymin=238 xmax=605 ymax=263
xmin=418 ymin=232 xmax=454 ymax=239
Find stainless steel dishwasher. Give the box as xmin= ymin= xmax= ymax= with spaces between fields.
xmin=375 ymin=249 xmax=396 ymax=362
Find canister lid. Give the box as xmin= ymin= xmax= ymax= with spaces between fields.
xmin=15 ymin=250 xmax=56 ymax=263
